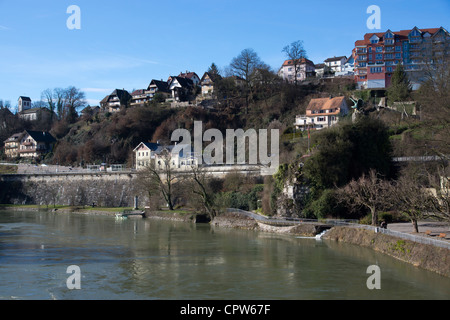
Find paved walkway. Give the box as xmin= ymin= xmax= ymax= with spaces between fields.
xmin=387 ymin=221 xmax=450 ymax=241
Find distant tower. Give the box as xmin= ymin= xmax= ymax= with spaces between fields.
xmin=18 ymin=96 xmax=32 ymax=113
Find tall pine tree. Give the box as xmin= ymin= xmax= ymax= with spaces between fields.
xmin=387 ymin=64 xmax=412 ymax=102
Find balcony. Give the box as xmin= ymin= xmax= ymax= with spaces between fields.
xmin=19 ymin=148 xmax=37 ymax=153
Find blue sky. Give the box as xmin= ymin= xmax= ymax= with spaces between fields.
xmin=0 ymin=0 xmax=449 ymax=108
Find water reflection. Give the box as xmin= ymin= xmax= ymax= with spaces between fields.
xmin=0 ymin=210 xmax=449 ymax=300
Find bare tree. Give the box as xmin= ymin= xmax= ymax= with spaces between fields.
xmin=229 ymin=48 xmax=263 ymax=83
xmin=229 ymin=48 xmax=265 ymax=114
xmin=392 ymin=175 xmax=434 ymax=233
xmin=338 ymin=170 xmax=393 ymax=226
xmin=282 ymin=40 xmax=307 ymax=86
xmin=41 ymin=89 xmax=56 ymax=120
xmin=53 ymin=88 xmax=66 ymax=119
xmin=187 ymin=166 xmax=220 ymax=220
xmin=137 ymin=149 xmax=181 ymax=210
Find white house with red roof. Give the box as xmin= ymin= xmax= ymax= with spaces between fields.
xmin=278 ymin=58 xmax=315 ymax=83
xmin=294 ymin=96 xmax=349 ymax=131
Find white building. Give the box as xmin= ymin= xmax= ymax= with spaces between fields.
xmin=133 ymin=142 xmax=198 ymax=171
xmin=324 ymin=56 xmax=347 ymax=73
xmin=294 ymin=96 xmax=349 ymax=131
xmin=18 ymin=96 xmax=32 ymax=113
xmin=278 ymin=58 xmax=315 ymax=83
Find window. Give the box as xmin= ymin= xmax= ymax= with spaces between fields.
xmin=385 ymin=39 xmax=394 ymax=45
xmin=395 ymin=53 xmax=401 ymax=59
xmin=375 ymin=54 xmax=383 ymax=60
xmin=370 ymin=67 xmax=382 ymax=73
xmin=368 ymin=47 xmax=372 ymax=53
xmin=371 ymin=39 xmax=379 ymax=44
xmin=376 ymin=47 xmax=383 ymax=52
xmin=386 ymin=67 xmax=393 ymax=72
xmin=395 ymin=46 xmax=401 ymax=52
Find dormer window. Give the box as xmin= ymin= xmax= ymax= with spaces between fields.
xmin=370 ymin=34 xmax=380 ymax=44
xmin=410 ymin=28 xmax=421 ymax=37
xmin=385 ymin=31 xmax=393 ymax=39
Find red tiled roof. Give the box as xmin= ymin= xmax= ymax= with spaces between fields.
xmin=178 ymin=71 xmax=199 ymax=80
xmin=307 ymin=96 xmax=346 ymax=112
xmin=282 ymin=58 xmax=314 ymax=66
xmin=131 ymin=89 xmax=145 ymax=96
xmin=355 ymin=27 xmax=443 ymax=46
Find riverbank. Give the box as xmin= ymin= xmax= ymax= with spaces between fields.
xmin=323 ymin=226 xmax=450 ymax=278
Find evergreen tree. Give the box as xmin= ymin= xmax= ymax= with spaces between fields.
xmin=387 ymin=64 xmax=411 ymax=102
xmin=207 ymin=62 xmax=220 ymax=76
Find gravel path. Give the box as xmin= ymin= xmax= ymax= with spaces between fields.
xmin=387 ymin=221 xmax=450 ymax=241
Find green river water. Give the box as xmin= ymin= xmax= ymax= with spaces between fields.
xmin=0 ymin=210 xmax=448 ymax=300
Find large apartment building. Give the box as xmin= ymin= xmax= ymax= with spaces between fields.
xmin=353 ymin=26 xmax=449 ymax=90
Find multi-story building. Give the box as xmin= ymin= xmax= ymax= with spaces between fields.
xmin=294 ymin=96 xmax=349 ymax=131
xmin=100 ymin=89 xmax=132 ymax=112
xmin=278 ymin=58 xmax=316 ymax=83
xmin=4 ymin=132 xmax=24 ymax=158
xmin=324 ymin=56 xmax=347 ymax=73
xmin=353 ymin=26 xmax=449 ymax=90
xmin=133 ymin=142 xmax=198 ymax=171
xmin=17 ymin=130 xmax=56 ymax=159
xmin=130 ymin=89 xmax=151 ymax=107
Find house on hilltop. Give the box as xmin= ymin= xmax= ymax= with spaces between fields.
xmin=324 ymin=56 xmax=348 ymax=73
xmin=100 ymin=89 xmax=132 ymax=112
xmin=168 ymin=76 xmax=195 ymax=102
xmin=278 ymin=58 xmax=316 ymax=83
xmin=200 ymin=72 xmax=222 ymax=97
xmin=294 ymin=96 xmax=349 ymax=131
xmin=19 ymin=107 xmax=54 ymax=122
xmin=130 ymin=89 xmax=151 ymax=107
xmin=18 ymin=96 xmax=32 ymax=113
xmin=146 ymin=80 xmax=171 ymax=100
xmin=177 ymin=71 xmax=201 ymax=86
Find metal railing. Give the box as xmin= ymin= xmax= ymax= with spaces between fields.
xmin=226 ymin=208 xmax=450 ymax=249
xmin=351 ymin=224 xmax=450 ymax=250
xmin=226 ymin=208 xmax=357 ymax=226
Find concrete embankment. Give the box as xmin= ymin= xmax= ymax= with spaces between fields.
xmin=323 ymin=226 xmax=450 ymax=278
xmin=211 ymin=211 xmax=330 ymax=236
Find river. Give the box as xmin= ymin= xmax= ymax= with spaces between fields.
xmin=0 ymin=210 xmax=448 ymax=300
